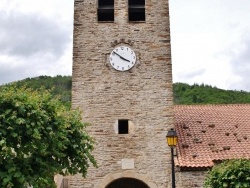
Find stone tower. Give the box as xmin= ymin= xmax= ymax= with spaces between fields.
xmin=71 ymin=0 xmax=173 ymax=187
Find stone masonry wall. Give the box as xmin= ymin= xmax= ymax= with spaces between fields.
xmin=71 ymin=0 xmax=173 ymax=187
xmin=176 ymin=171 xmax=207 ymax=188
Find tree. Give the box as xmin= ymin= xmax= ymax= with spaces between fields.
xmin=0 ymin=85 xmax=96 ymax=188
xmin=204 ymin=159 xmax=250 ymax=188
xmin=15 ymin=75 xmax=72 ymax=108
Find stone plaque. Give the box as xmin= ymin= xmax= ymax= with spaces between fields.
xmin=121 ymin=159 xmax=135 ymax=169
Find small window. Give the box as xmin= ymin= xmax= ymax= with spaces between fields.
xmin=128 ymin=0 xmax=145 ymax=22
xmin=118 ymin=120 xmax=129 ymax=134
xmin=98 ymin=0 xmax=114 ymax=22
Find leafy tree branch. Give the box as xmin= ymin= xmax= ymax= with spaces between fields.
xmin=0 ymin=86 xmax=96 ymax=187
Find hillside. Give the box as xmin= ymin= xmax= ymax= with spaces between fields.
xmin=2 ymin=76 xmax=250 ymax=105
xmin=8 ymin=75 xmax=72 ymax=107
xmin=173 ymin=82 xmax=250 ymax=104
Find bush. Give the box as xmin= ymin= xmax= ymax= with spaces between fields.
xmin=204 ymin=159 xmax=250 ymax=188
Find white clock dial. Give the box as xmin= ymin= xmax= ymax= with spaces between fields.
xmin=110 ymin=46 xmax=136 ymax=71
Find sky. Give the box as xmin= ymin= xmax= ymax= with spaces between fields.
xmin=1 ymin=0 xmax=250 ymax=91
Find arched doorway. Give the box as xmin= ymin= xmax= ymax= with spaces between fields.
xmin=106 ymin=178 xmax=150 ymax=188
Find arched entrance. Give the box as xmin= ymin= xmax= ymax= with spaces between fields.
xmin=96 ymin=171 xmax=157 ymax=188
xmin=106 ymin=178 xmax=150 ymax=188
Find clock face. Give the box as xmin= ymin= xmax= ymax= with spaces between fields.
xmin=110 ymin=46 xmax=136 ymax=71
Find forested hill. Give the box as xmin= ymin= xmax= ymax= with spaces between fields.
xmin=8 ymin=75 xmax=72 ymax=107
xmin=2 ymin=75 xmax=250 ymax=105
xmin=173 ymin=82 xmax=250 ymax=104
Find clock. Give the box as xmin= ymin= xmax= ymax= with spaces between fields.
xmin=109 ymin=46 xmax=136 ymax=71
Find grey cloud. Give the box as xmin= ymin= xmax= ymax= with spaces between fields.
xmin=229 ymin=37 xmax=250 ymax=91
xmin=0 ymin=55 xmax=64 ymax=84
xmin=0 ymin=11 xmax=71 ymax=58
xmin=0 ymin=61 xmax=31 ymax=85
xmin=179 ymin=68 xmax=206 ymax=80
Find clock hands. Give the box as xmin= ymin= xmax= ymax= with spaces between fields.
xmin=113 ymin=51 xmax=130 ymax=62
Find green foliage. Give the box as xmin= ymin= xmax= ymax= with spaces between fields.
xmin=13 ymin=75 xmax=72 ymax=109
xmin=173 ymin=83 xmax=250 ymax=104
xmin=4 ymin=77 xmax=250 ymax=105
xmin=0 ymin=86 xmax=96 ymax=187
xmin=204 ymin=159 xmax=250 ymax=188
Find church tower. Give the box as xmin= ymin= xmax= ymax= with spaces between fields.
xmin=72 ymin=0 xmax=173 ymax=187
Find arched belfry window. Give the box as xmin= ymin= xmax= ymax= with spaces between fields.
xmin=98 ymin=0 xmax=114 ymax=22
xmin=128 ymin=0 xmax=145 ymax=21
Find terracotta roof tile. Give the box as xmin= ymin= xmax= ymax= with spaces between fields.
xmin=174 ymin=104 xmax=250 ymax=169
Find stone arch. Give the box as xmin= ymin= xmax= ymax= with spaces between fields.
xmin=96 ymin=170 xmax=158 ymax=188
xmin=106 ymin=177 xmax=149 ymax=188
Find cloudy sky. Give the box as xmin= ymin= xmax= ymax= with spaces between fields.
xmin=1 ymin=0 xmax=250 ymax=91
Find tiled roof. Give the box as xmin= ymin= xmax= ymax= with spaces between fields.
xmin=174 ymin=104 xmax=250 ymax=169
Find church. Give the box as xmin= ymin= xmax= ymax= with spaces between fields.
xmin=55 ymin=0 xmax=250 ymax=187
